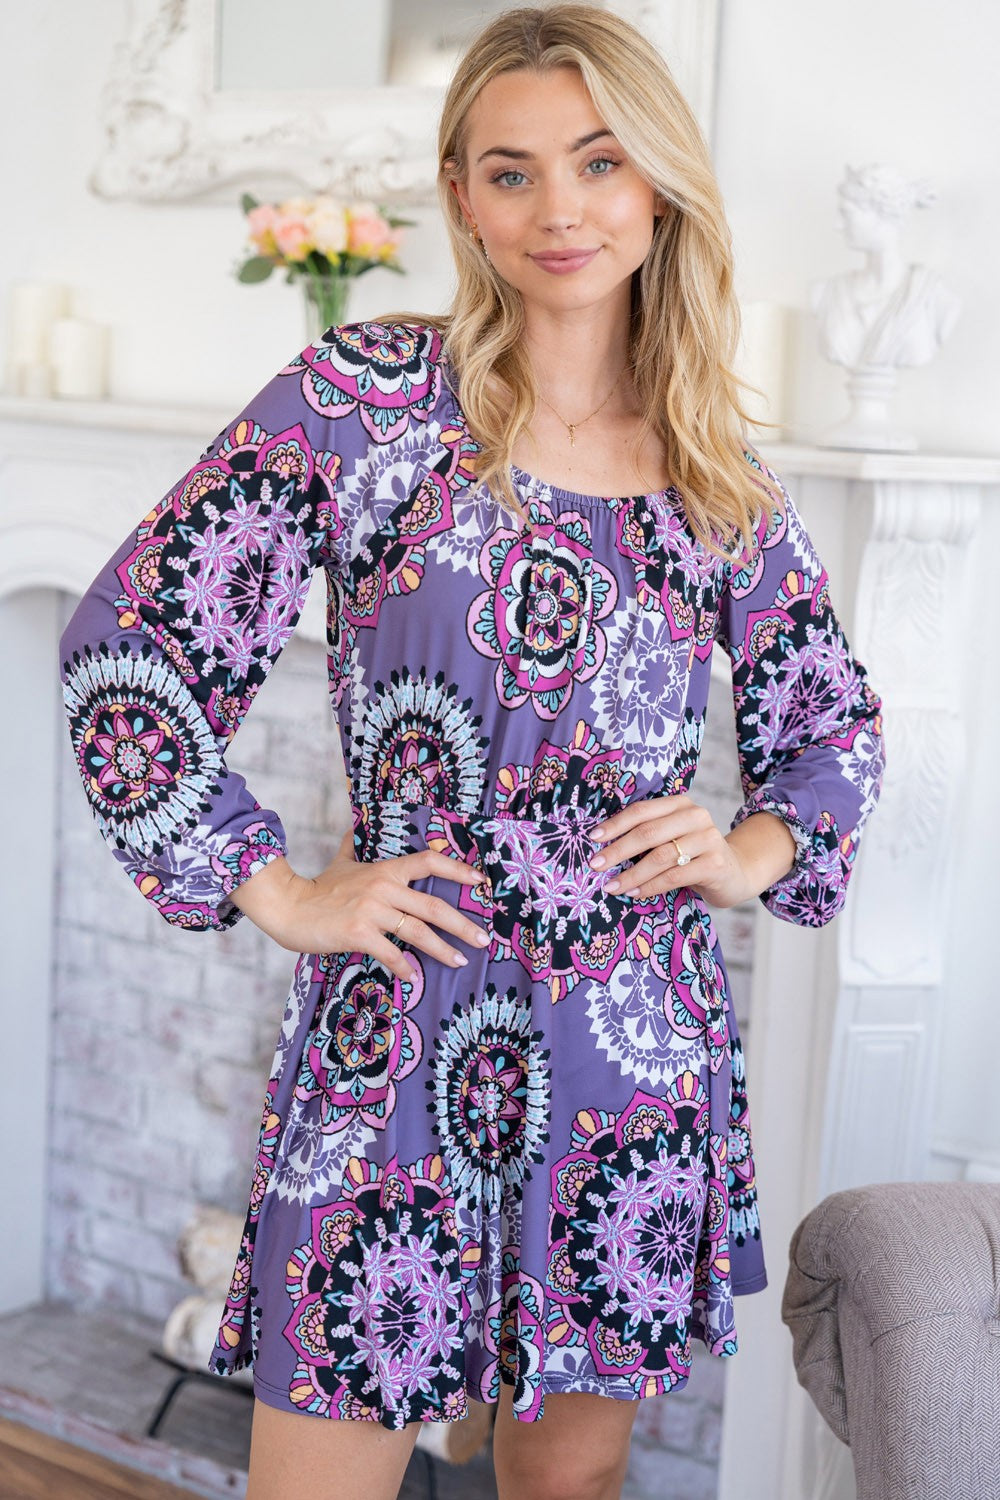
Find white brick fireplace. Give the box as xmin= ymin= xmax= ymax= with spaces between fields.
xmin=1 ymin=395 xmax=997 ymax=1500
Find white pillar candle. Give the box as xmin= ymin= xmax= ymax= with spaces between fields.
xmin=6 ymin=281 xmax=72 ymax=394
xmin=7 ymin=281 xmax=71 ymax=364
xmin=737 ymin=301 xmax=792 ymax=432
xmin=20 ymin=363 xmax=54 ymax=399
xmin=49 ymin=318 xmax=110 ymax=401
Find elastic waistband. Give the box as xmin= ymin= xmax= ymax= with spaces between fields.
xmin=359 ymin=798 xmax=614 ymax=871
xmin=353 ymin=800 xmax=689 ymax=1002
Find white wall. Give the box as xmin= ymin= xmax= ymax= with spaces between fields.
xmin=0 ymin=1 xmax=453 ymax=413
xmin=714 ymin=0 xmax=1000 ymax=454
xmin=4 ymin=3 xmax=998 ymax=452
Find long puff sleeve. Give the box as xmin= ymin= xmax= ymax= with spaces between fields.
xmin=716 ymin=456 xmax=885 ymax=926
xmin=58 ymin=346 xmax=352 ymax=932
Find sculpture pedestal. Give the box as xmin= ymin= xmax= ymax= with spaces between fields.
xmin=821 ymin=364 xmax=916 ymax=452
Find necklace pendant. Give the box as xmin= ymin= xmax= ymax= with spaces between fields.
xmin=568 ymin=425 xmax=576 ymax=446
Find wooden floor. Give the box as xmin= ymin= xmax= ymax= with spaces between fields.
xmin=0 ymin=1417 xmax=204 ymax=1500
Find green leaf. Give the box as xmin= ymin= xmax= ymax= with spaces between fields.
xmin=236 ymin=256 xmax=275 ymax=284
xmin=305 ymin=250 xmax=334 ymax=275
xmin=240 ymin=192 xmax=260 ymax=215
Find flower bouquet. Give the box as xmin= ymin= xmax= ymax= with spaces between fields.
xmin=236 ymin=193 xmax=413 ymax=338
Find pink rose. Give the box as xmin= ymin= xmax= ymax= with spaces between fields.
xmin=273 ymin=209 xmax=313 ymax=262
xmin=246 ymin=204 xmax=279 ymax=256
xmin=346 ymin=202 xmax=395 ymax=258
xmin=376 ymin=228 xmax=405 ymax=263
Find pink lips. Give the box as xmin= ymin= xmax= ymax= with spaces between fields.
xmin=529 ymin=248 xmax=600 ymax=274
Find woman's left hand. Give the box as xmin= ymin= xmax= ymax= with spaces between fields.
xmin=587 ymin=795 xmax=793 ymax=910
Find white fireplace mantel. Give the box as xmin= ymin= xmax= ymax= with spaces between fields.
xmin=2 ymin=399 xmax=998 ymax=1499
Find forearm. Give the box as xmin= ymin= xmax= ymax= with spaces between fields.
xmin=228 ymin=853 xmax=304 ymax=945
xmin=724 ymin=811 xmax=797 ymax=902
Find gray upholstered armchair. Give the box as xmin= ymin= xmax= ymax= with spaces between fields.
xmin=781 ymin=1182 xmax=1000 ymax=1500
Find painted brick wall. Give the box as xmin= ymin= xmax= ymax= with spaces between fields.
xmin=48 ymin=625 xmax=754 ymax=1491
xmin=49 ymin=627 xmax=338 ymax=1323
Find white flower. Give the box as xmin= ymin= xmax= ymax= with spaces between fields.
xmin=306 ymin=199 xmax=348 ymax=256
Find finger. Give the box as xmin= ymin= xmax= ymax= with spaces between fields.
xmin=393 ymin=884 xmax=492 ymax=953
xmin=590 ymin=808 xmax=713 ymax=873
xmin=610 ymin=838 xmax=706 ymax=895
xmin=616 ymin=863 xmax=702 ymax=901
xmin=382 ymin=905 xmax=480 ymax=971
xmin=364 ymin=932 xmax=421 ymax=982
xmin=398 ymin=848 xmax=489 ymax=889
xmin=591 ymin=798 xmax=683 ymax=844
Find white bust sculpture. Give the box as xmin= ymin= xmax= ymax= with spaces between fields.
xmin=811 ymin=164 xmax=961 ymax=451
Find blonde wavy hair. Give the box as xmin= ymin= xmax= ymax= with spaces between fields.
xmin=382 ymin=3 xmax=775 ymax=555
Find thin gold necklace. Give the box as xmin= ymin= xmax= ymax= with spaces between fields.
xmin=537 ymin=363 xmax=629 ymax=446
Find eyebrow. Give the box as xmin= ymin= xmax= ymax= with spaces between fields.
xmin=475 ymin=129 xmax=615 ymax=165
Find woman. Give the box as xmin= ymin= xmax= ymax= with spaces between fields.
xmin=59 ymin=7 xmax=884 ymax=1499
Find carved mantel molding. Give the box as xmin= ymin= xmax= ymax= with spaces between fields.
xmin=845 ymin=479 xmax=981 ymax=988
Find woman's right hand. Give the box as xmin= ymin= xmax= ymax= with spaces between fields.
xmin=228 ymin=828 xmax=492 ymax=981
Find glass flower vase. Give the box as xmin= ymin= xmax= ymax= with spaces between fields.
xmin=302 ymin=272 xmax=352 ymax=343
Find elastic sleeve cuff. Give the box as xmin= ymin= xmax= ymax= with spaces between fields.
xmin=729 ymin=786 xmax=846 ymax=925
xmin=210 ymin=817 xmax=289 ymax=928
xmin=122 ymin=813 xmax=289 ymax=932
xmin=731 ymin=787 xmax=813 ymax=869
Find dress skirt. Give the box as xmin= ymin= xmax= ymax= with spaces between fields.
xmin=211 ymin=800 xmax=765 ymax=1428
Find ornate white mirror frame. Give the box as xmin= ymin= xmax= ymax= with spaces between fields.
xmin=91 ymin=0 xmax=720 ymax=204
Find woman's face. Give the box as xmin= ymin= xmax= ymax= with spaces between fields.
xmin=452 ymin=66 xmax=664 ymax=326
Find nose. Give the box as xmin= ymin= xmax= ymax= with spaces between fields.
xmin=536 ymin=171 xmax=584 ymax=234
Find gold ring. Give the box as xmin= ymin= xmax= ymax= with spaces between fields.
xmin=671 ymin=839 xmax=692 ymax=868
xmin=392 ymin=913 xmax=406 ymax=938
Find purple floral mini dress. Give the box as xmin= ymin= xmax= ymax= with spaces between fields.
xmin=59 ymin=321 xmax=884 ymax=1429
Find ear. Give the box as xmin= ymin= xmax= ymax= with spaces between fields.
xmin=450 ymin=177 xmax=475 ymax=226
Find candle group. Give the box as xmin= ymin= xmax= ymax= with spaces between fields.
xmin=6 ymin=281 xmax=110 ymax=401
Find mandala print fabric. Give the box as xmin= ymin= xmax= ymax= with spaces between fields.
xmin=60 ymin=321 xmax=884 ymax=1428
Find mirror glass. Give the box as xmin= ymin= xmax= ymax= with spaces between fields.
xmin=215 ymin=0 xmax=602 ymax=92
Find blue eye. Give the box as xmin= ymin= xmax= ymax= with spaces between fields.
xmin=586 ymin=156 xmax=619 ymax=175
xmin=492 ymin=169 xmax=527 ymax=188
